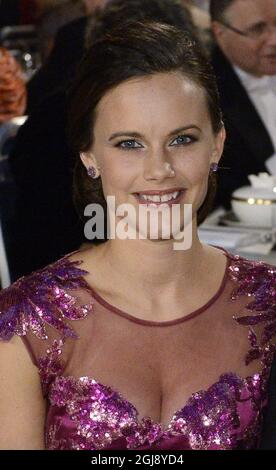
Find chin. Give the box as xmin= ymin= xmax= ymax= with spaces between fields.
xmin=136 ymin=228 xmax=174 ymax=241
xmin=259 ymin=61 xmax=276 ymax=75
xmin=136 ymin=217 xmax=188 ymax=241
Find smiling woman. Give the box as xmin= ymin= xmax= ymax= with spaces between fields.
xmin=69 ymin=21 xmax=224 ymax=234
xmin=0 ymin=19 xmax=276 ymax=451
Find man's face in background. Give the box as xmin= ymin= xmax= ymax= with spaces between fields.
xmin=212 ymin=0 xmax=276 ymax=77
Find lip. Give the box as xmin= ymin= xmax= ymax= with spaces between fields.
xmin=134 ymin=189 xmax=186 ymax=206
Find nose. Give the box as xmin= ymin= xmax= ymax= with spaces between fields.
xmin=143 ymin=149 xmax=175 ymax=181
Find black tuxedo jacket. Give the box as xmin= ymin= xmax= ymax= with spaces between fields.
xmin=27 ymin=15 xmax=88 ymax=113
xmin=6 ymin=16 xmax=90 ymax=280
xmin=211 ymin=46 xmax=275 ymax=209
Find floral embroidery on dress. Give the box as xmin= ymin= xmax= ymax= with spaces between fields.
xmin=47 ymin=374 xmax=164 ymax=450
xmin=0 ymin=255 xmax=93 ymax=341
xmin=38 ymin=338 xmax=65 ymax=396
xmin=45 ymin=370 xmax=264 ymax=450
xmin=0 ymin=250 xmax=275 ymax=450
xmin=229 ymin=253 xmax=276 ymax=387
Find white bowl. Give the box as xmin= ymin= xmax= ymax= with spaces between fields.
xmin=231 ymin=186 xmax=276 ymax=228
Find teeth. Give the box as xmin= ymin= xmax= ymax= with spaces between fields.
xmin=139 ymin=191 xmax=180 ymax=202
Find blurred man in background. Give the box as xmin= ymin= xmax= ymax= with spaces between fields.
xmin=210 ymin=0 xmax=276 ymax=209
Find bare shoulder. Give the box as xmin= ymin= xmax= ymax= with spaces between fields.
xmin=0 ymin=335 xmax=46 ymax=449
xmin=69 ymin=242 xmax=106 ymax=263
xmin=0 ymin=333 xmax=37 ymax=372
xmin=0 ymin=335 xmax=41 ymax=395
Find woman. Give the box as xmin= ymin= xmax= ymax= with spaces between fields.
xmin=11 ymin=0 xmax=196 ymax=281
xmin=0 ymin=21 xmax=275 ymax=450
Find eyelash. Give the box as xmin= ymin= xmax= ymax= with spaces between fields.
xmin=115 ymin=140 xmax=142 ymax=150
xmin=115 ymin=135 xmax=197 ymax=150
xmin=170 ymin=135 xmax=197 ymax=146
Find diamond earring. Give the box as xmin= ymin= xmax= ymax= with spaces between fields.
xmin=87 ymin=166 xmax=98 ymax=179
xmin=210 ymin=162 xmax=218 ymax=173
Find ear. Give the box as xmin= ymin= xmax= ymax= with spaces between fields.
xmin=211 ymin=20 xmax=226 ymax=40
xmin=211 ymin=125 xmax=226 ymax=165
xmin=80 ymin=151 xmax=101 ymax=176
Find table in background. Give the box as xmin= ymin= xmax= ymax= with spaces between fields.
xmin=202 ymin=207 xmax=276 ymax=266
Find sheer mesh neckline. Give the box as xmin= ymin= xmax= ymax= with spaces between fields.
xmin=81 ymin=246 xmax=231 ymax=327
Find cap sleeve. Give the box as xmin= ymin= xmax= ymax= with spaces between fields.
xmin=229 ymin=255 xmax=276 ymax=383
xmin=0 ymin=255 xmax=94 ymax=395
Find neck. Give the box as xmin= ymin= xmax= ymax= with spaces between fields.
xmin=98 ymin=221 xmax=207 ymax=297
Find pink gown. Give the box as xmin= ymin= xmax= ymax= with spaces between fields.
xmin=0 ymin=247 xmax=275 ymax=450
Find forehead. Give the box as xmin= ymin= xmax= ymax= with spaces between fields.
xmin=94 ymin=72 xmax=209 ymax=133
xmin=226 ymin=0 xmax=276 ymax=27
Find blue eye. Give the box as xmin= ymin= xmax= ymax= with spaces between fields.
xmin=170 ymin=135 xmax=196 ymax=146
xmin=116 ymin=140 xmax=143 ymax=149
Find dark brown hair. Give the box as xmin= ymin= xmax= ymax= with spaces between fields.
xmin=209 ymin=0 xmax=236 ymax=22
xmin=85 ymin=0 xmax=197 ymax=48
xmin=68 ymin=20 xmax=223 ymax=239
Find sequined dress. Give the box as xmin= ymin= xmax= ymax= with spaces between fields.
xmin=0 ymin=247 xmax=275 ymax=450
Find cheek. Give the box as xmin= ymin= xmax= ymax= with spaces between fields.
xmin=188 ymin=169 xmax=210 ymax=210
xmin=176 ymin=151 xmax=210 ymax=186
xmin=191 ymin=165 xmax=209 ymax=185
xmin=253 ymin=45 xmax=262 ymax=58
xmin=176 ymin=151 xmax=210 ymax=208
xmin=245 ymin=44 xmax=260 ymax=61
xmin=227 ymin=39 xmax=256 ymax=65
xmin=100 ymin=153 xmax=140 ymax=193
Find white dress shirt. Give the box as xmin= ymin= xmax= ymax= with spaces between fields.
xmin=234 ymin=65 xmax=276 ymax=174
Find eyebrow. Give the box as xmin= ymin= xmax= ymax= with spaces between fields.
xmin=108 ymin=125 xmax=202 ymax=141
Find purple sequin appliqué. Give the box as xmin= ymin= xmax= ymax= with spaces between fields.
xmin=45 ymin=370 xmax=263 ymax=450
xmin=47 ymin=374 xmax=164 ymax=450
xmin=0 ymin=255 xmax=93 ymax=341
xmin=229 ymin=254 xmax=276 ymax=386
